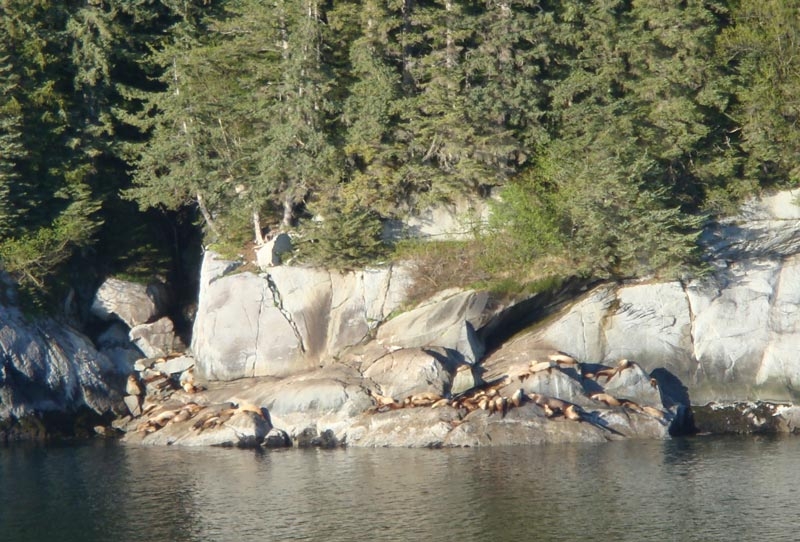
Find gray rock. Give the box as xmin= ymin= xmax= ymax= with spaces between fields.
xmin=255 ymin=233 xmax=293 ymax=267
xmin=0 ymin=304 xmax=128 ymax=419
xmin=123 ymin=395 xmax=142 ymax=417
xmin=154 ymin=355 xmax=195 ymax=375
xmin=362 ymin=348 xmax=452 ymax=400
xmin=90 ymin=278 xmax=171 ymax=327
xmin=192 ymin=252 xmax=413 ymax=381
xmin=129 ymin=317 xmax=184 ymax=358
xmin=376 ymin=289 xmax=488 ymax=363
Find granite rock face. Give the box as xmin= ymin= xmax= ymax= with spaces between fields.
xmin=90 ymin=277 xmax=171 ymax=328
xmin=529 ymin=189 xmax=800 ymax=403
xmin=0 ymin=304 xmax=128 ymax=419
xmin=191 ymin=253 xmax=415 ymax=380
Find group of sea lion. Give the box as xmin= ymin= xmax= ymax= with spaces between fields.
xmin=135 ymin=401 xmax=267 ymax=435
xmin=125 ymin=352 xmax=268 ymax=437
xmin=366 ymin=352 xmax=668 ymax=424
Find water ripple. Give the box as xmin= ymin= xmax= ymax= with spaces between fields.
xmin=1 ymin=436 xmax=799 ymax=542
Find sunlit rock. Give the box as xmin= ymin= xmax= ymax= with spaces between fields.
xmin=90 ymin=277 xmax=171 ymax=328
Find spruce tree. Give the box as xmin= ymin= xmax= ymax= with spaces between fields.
xmin=719 ymin=0 xmax=800 ymax=186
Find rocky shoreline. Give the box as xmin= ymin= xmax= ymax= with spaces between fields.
xmin=6 ymin=189 xmax=800 ymax=447
xmin=107 ymin=350 xmax=691 ymax=449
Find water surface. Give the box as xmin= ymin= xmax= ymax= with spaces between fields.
xmin=1 ymin=436 xmax=797 ymax=541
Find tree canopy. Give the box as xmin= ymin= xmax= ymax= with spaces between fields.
xmin=2 ymin=0 xmax=800 ymax=306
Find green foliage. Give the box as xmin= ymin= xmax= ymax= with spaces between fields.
xmin=488 ymin=171 xmax=564 ymax=268
xmin=294 ymin=198 xmax=388 ymax=268
xmin=5 ymin=0 xmax=800 ymax=306
xmin=718 ymin=0 xmax=800 ymax=185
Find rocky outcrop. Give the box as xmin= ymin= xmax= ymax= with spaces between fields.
xmin=90 ymin=277 xmax=171 ymax=328
xmin=118 ymin=349 xmax=690 ymax=448
xmin=0 ymin=304 xmax=128 ymax=422
xmin=490 ymin=189 xmax=800 ymax=405
xmin=191 ymin=254 xmax=415 ymax=380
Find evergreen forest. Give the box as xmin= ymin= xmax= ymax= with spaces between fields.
xmin=2 ymin=0 xmax=799 ymax=308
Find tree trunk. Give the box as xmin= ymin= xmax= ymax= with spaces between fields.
xmin=196 ymin=192 xmax=221 ymax=238
xmin=282 ymin=196 xmax=294 ymax=229
xmin=253 ymin=207 xmax=265 ymax=245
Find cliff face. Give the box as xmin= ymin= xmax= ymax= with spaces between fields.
xmin=192 ymin=189 xmax=800 ymax=406
xmin=0 ymin=304 xmax=127 ymax=422
xmin=530 ymin=189 xmax=800 ymax=404
xmin=5 ymin=189 xmax=800 ymax=445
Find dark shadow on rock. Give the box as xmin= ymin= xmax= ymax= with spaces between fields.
xmin=650 ymin=368 xmax=691 ymax=408
xmin=581 ymin=410 xmax=626 ymax=437
xmin=667 ymin=404 xmax=696 ymax=437
xmin=476 ymin=276 xmax=601 ymax=353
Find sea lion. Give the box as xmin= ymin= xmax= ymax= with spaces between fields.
xmin=488 ymin=396 xmax=508 ymax=417
xmin=199 ymin=408 xmax=237 ymax=431
xmin=237 ymin=402 xmax=266 ymax=418
xmin=620 ymin=399 xmax=644 ymax=413
xmin=408 ymin=392 xmax=442 ymax=407
xmin=590 ymin=392 xmax=622 ymax=407
xmin=593 ymin=366 xmax=619 ymax=382
xmin=616 ymin=358 xmax=635 ymax=372
xmin=642 ymin=406 xmax=666 ymax=420
xmin=369 ymin=391 xmax=403 ymax=412
xmin=649 ymin=378 xmax=659 ymax=389
xmin=510 ymin=388 xmax=524 ymax=408
xmin=564 ymin=404 xmax=582 ymax=422
xmin=431 ymin=398 xmax=451 ymax=409
xmin=548 ymin=352 xmax=578 ymax=366
xmin=126 ymin=375 xmax=143 ymax=396
xmin=529 ymin=360 xmax=557 ymax=374
xmin=180 ymin=368 xmax=197 ymax=394
xmin=167 ymin=403 xmax=202 ymax=424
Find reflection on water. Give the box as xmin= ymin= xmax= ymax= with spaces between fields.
xmin=1 ymin=436 xmax=798 ymax=542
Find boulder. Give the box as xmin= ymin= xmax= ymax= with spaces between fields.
xmin=129 ymin=317 xmax=184 ymax=358
xmin=0 ymin=304 xmax=128 ymax=420
xmin=255 ymin=233 xmax=293 ymax=267
xmin=376 ymin=289 xmax=489 ymax=363
xmin=96 ymin=322 xmax=144 ymax=369
xmin=362 ymin=348 xmax=453 ymax=400
xmin=192 ymin=252 xmax=413 ymax=381
xmin=153 ymin=355 xmax=195 ymax=376
xmin=90 ymin=277 xmax=171 ymax=327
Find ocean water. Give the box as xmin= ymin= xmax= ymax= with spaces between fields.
xmin=1 ymin=436 xmax=797 ymax=542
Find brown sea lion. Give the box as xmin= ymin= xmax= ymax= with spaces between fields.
xmin=590 ymin=392 xmax=622 ymax=407
xmin=237 ymin=402 xmax=266 ymax=418
xmin=548 ymin=352 xmax=579 ymax=366
xmin=564 ymin=404 xmax=583 ymax=422
xmin=408 ymin=392 xmax=442 ymax=407
xmin=593 ymin=366 xmax=619 ymax=382
xmin=126 ymin=375 xmax=143 ymax=396
xmin=642 ymin=406 xmax=667 ymax=420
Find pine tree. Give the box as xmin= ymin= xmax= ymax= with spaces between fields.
xmin=519 ymin=0 xmax=723 ymax=277
xmin=719 ymin=0 xmax=800 ymax=186
xmin=125 ymin=1 xmax=233 ymax=240
xmin=0 ymin=50 xmax=26 ymax=238
xmin=255 ymin=0 xmax=338 ymax=231
xmin=334 ymin=0 xmax=407 ymax=216
xmin=0 ymin=1 xmax=103 ymax=299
